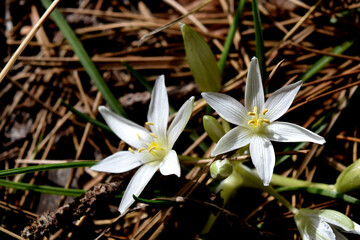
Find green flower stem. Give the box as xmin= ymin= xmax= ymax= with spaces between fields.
xmin=234 ymin=164 xmax=297 ymax=213
xmin=263 ymin=185 xmax=298 ymax=214
xmin=271 ymin=173 xmax=335 ymax=191
xmin=202 ymin=166 xmax=244 ymax=234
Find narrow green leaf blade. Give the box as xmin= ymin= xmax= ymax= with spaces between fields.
xmin=0 ymin=161 xmax=97 ymax=177
xmin=218 ymin=0 xmax=245 ymax=75
xmin=40 ymin=0 xmax=127 ymax=117
xmin=300 ymin=35 xmax=359 ymax=82
xmin=61 ymin=100 xmax=113 ymax=133
xmin=122 ymin=61 xmax=153 ymax=92
xmin=0 ymin=179 xmax=86 ymax=197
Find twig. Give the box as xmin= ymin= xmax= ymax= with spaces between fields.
xmin=0 ymin=0 xmax=61 ymax=84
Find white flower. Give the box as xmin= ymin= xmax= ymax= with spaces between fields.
xmin=294 ymin=208 xmax=360 ymax=239
xmin=201 ymin=57 xmax=325 ymax=186
xmin=90 ymin=75 xmax=194 ymax=213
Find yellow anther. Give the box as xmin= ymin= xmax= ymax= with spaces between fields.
xmin=263 ymin=119 xmax=270 ymax=124
xmin=128 ymin=147 xmax=135 ymax=154
xmin=150 ymin=133 xmax=158 ymax=138
xmin=148 ymin=146 xmax=157 ymax=152
xmin=248 ymin=111 xmax=256 ymax=116
xmin=138 ymin=148 xmax=146 ymax=153
xmin=262 ymin=109 xmax=268 ymax=115
xmin=145 ymin=122 xmax=154 ymax=126
xmin=253 ymin=106 xmax=258 ymax=113
xmin=248 ymin=120 xmax=255 ymax=125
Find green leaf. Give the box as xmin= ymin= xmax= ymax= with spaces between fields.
xmin=180 ymin=23 xmax=222 ymax=92
xmin=40 ymin=0 xmax=127 ymax=117
xmin=0 ymin=179 xmax=86 ymax=197
xmin=0 ymin=161 xmax=97 ymax=177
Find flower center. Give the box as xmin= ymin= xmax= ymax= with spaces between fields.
xmin=128 ymin=122 xmax=167 ymax=159
xmin=247 ymin=106 xmax=270 ymax=130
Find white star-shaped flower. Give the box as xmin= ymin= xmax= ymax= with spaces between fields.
xmin=202 ymin=57 xmax=325 ymax=185
xmin=91 ymin=75 xmax=194 ymax=213
xmin=294 ymin=208 xmax=360 ymax=239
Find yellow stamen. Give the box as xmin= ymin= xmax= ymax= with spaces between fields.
xmin=262 ymin=119 xmax=270 ymax=124
xmin=262 ymin=109 xmax=268 ymax=115
xmin=148 ymin=146 xmax=157 ymax=152
xmin=248 ymin=112 xmax=256 ymax=116
xmin=128 ymin=147 xmax=135 ymax=154
xmin=138 ymin=148 xmax=146 ymax=153
xmin=248 ymin=120 xmax=255 ymax=125
xmin=150 ymin=133 xmax=158 ymax=138
xmin=145 ymin=122 xmax=154 ymax=126
xmin=253 ymin=106 xmax=258 ymax=113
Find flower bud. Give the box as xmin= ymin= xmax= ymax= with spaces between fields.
xmin=203 ymin=115 xmax=225 ymax=143
xmin=335 ymin=160 xmax=360 ymax=193
xmin=294 ymin=208 xmax=360 ymax=239
xmin=210 ymin=159 xmax=233 ymax=180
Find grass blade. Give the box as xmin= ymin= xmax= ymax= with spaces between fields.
xmin=300 ymin=35 xmax=359 ymax=82
xmin=61 ymin=100 xmax=113 ymax=133
xmin=40 ymin=0 xmax=127 ymax=117
xmin=122 ymin=61 xmax=153 ymax=92
xmin=0 ymin=179 xmax=86 ymax=197
xmin=0 ymin=161 xmax=97 ymax=177
xmin=218 ymin=0 xmax=245 ymax=75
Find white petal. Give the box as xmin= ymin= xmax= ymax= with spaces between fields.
xmin=90 ymin=151 xmax=143 ymax=173
xmin=159 ymin=150 xmax=180 ymax=177
xmin=332 ymin=228 xmax=347 ymax=240
xmin=264 ymin=81 xmax=302 ymax=122
xmin=295 ymin=210 xmax=336 ymax=240
xmin=352 ymin=222 xmax=360 ymax=234
xmin=211 ymin=126 xmax=252 ymax=156
xmin=201 ymin=92 xmax=248 ymax=126
xmin=147 ymin=75 xmax=169 ymax=140
xmin=118 ymin=163 xmax=159 ymax=213
xmin=99 ymin=106 xmax=151 ymax=149
xmin=245 ymin=57 xmax=264 ymax=111
xmin=167 ymin=96 xmax=194 ymax=148
xmin=309 ymin=219 xmax=336 ymax=240
xmin=249 ymin=135 xmax=275 ymax=186
xmin=266 ymin=121 xmax=325 ymax=144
